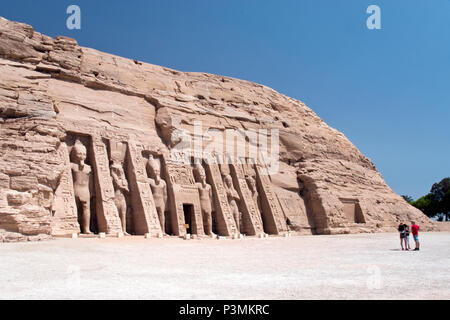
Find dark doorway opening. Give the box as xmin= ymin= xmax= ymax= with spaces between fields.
xmin=164 ymin=211 xmax=173 ymax=235
xmin=183 ymin=204 xmax=194 ymax=234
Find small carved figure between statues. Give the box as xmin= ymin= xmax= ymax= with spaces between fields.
xmin=194 ymin=164 xmax=216 ymax=237
xmin=110 ymin=159 xmax=131 ymax=235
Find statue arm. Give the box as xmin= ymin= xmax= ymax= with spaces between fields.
xmin=112 ymin=170 xmax=129 ymax=193
xmin=70 ymin=163 xmax=77 ymax=176
xmin=123 ymin=180 xmax=130 ymax=193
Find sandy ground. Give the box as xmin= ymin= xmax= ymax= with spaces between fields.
xmin=0 ymin=232 xmax=449 ymax=300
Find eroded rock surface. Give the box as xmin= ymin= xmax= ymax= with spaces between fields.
xmin=0 ymin=17 xmax=436 ymax=241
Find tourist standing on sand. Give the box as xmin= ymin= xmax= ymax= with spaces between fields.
xmin=404 ymin=223 xmax=411 ymax=250
xmin=411 ymin=221 xmax=420 ymax=251
xmin=398 ymin=223 xmax=406 ymax=250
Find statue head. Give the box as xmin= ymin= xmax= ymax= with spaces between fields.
xmin=72 ymin=140 xmax=87 ymax=163
xmin=194 ymin=164 xmax=206 ymax=182
xmin=246 ymin=175 xmax=257 ymax=192
xmin=153 ymin=166 xmax=160 ymax=178
xmin=147 ymin=155 xmax=161 ymax=178
xmin=224 ymin=175 xmax=233 ymax=188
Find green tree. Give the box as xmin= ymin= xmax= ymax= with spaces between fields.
xmin=411 ymin=193 xmax=439 ymax=218
xmin=430 ymin=178 xmax=450 ymax=221
xmin=439 ymin=190 xmax=450 ymax=221
xmin=411 ymin=177 xmax=450 ymax=221
xmin=431 ymin=178 xmax=450 ymax=201
xmin=402 ymin=195 xmax=414 ymax=203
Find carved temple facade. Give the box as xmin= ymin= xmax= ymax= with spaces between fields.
xmin=52 ymin=127 xmax=292 ymax=237
xmin=0 ymin=16 xmax=436 ymax=242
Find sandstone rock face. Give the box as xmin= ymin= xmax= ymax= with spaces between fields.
xmin=0 ymin=17 xmax=435 ymax=241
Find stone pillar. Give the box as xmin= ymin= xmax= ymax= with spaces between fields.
xmin=229 ymin=163 xmax=264 ymax=236
xmin=204 ymin=163 xmax=238 ymax=236
xmin=254 ymin=164 xmax=288 ymax=234
xmin=91 ymin=137 xmax=122 ymax=234
xmin=127 ymin=142 xmax=162 ymax=235
xmin=51 ymin=142 xmax=80 ymax=236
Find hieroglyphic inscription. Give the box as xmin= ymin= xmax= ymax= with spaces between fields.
xmin=205 ymin=163 xmax=237 ymax=236
xmin=255 ymin=164 xmax=288 ymax=234
xmin=167 ymin=165 xmax=196 ymax=186
xmin=165 ymin=159 xmax=204 ymax=236
xmin=230 ymin=163 xmax=264 ymax=235
xmin=52 ymin=142 xmax=79 ymax=235
xmin=127 ymin=142 xmax=161 ymax=235
xmin=91 ymin=136 xmax=122 ymax=233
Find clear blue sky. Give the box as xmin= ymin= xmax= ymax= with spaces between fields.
xmin=1 ymin=0 xmax=449 ymax=199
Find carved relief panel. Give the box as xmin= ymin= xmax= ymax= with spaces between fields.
xmin=254 ymin=163 xmax=289 ymax=235
xmin=127 ymin=142 xmax=161 ymax=235
xmin=108 ymin=140 xmax=134 ymax=234
xmin=229 ymin=162 xmax=265 ymax=236
xmin=51 ymin=141 xmax=80 ymax=236
xmin=91 ymin=136 xmax=123 ymax=234
xmin=203 ymin=162 xmax=238 ymax=236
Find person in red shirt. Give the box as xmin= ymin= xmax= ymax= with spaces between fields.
xmin=411 ymin=221 xmax=420 ymax=251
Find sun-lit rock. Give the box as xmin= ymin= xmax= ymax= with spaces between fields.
xmin=0 ymin=16 xmax=436 ymax=242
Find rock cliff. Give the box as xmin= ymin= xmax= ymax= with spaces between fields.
xmin=0 ymin=17 xmax=435 ymax=242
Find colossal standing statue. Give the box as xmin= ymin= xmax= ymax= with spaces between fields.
xmin=70 ymin=140 xmax=93 ymax=234
xmin=147 ymin=155 xmax=168 ymax=234
xmin=195 ymin=165 xmax=215 ymax=237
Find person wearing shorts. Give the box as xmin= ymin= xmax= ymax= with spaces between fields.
xmin=398 ymin=223 xmax=406 ymax=250
xmin=404 ymin=224 xmax=411 ymax=250
xmin=411 ymin=221 xmax=420 ymax=251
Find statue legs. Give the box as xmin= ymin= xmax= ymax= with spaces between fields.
xmin=157 ymin=207 xmax=166 ymax=234
xmin=202 ymin=209 xmax=215 ymax=236
xmin=118 ymin=205 xmax=130 ymax=235
xmin=80 ymin=200 xmax=92 ymax=235
xmin=114 ymin=192 xmax=129 ymax=235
